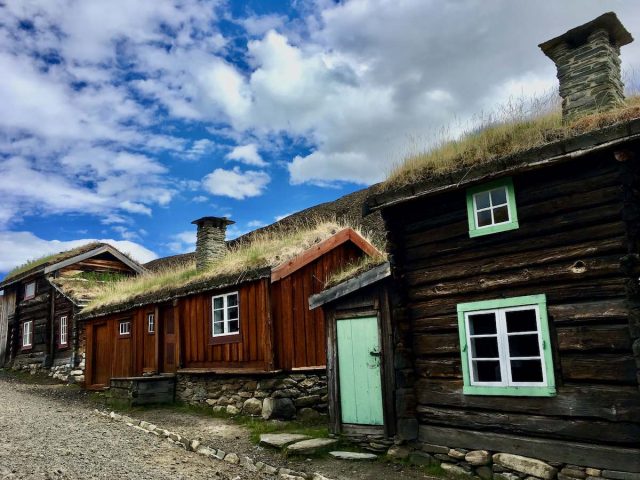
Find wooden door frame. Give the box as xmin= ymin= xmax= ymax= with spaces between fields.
xmin=326 ymin=290 xmax=396 ymax=437
xmin=85 ymin=320 xmax=109 ymax=390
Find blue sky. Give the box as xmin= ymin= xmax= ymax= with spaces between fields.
xmin=1 ymin=0 xmax=639 ymax=274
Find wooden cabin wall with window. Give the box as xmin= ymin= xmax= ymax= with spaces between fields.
xmin=53 ymin=289 xmax=74 ymax=357
xmin=271 ymin=241 xmax=364 ymax=370
xmin=380 ymin=151 xmax=640 ymax=453
xmin=179 ymin=278 xmax=272 ymax=370
xmin=13 ymin=276 xmax=52 ymax=360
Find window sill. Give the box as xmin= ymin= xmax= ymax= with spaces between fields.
xmin=21 ymin=346 xmax=33 ymax=352
xmin=469 ymin=221 xmax=519 ymax=238
xmin=209 ymin=333 xmax=242 ymax=345
xmin=463 ymin=385 xmax=556 ymax=397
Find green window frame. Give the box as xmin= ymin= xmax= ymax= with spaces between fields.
xmin=466 ymin=178 xmax=519 ymax=237
xmin=456 ymin=294 xmax=556 ymax=397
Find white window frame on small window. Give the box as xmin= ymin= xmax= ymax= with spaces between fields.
xmin=119 ymin=320 xmax=131 ymax=336
xmin=24 ymin=281 xmax=36 ymax=300
xmin=23 ymin=320 xmax=33 ymax=348
xmin=466 ymin=178 xmax=519 ymax=237
xmin=457 ymin=294 xmax=555 ymax=397
xmin=211 ymin=292 xmax=240 ymax=337
xmin=147 ymin=313 xmax=155 ymax=334
xmin=59 ymin=316 xmax=68 ymax=346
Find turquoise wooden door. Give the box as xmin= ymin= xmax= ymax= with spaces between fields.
xmin=336 ymin=316 xmax=384 ymax=425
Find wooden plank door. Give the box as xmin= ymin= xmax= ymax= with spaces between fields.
xmin=92 ymin=322 xmax=111 ymax=388
xmin=161 ymin=305 xmax=177 ymax=373
xmin=336 ymin=316 xmax=384 ymax=425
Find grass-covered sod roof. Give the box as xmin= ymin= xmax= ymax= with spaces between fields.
xmin=82 ymin=220 xmax=380 ymax=315
xmin=384 ymin=96 xmax=640 ymax=191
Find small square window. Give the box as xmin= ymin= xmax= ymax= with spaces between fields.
xmin=59 ymin=316 xmax=68 ymax=346
xmin=466 ymin=178 xmax=519 ymax=237
xmin=119 ymin=321 xmax=131 ymax=336
xmin=24 ymin=282 xmax=36 ymax=300
xmin=22 ymin=321 xmax=33 ymax=348
xmin=457 ymin=295 xmax=555 ymax=397
xmin=147 ymin=313 xmax=155 ymax=334
xmin=212 ymin=292 xmax=240 ymax=337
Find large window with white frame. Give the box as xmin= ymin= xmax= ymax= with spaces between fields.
xmin=456 ymin=295 xmax=555 ymax=396
xmin=24 ymin=281 xmax=36 ymax=300
xmin=147 ymin=313 xmax=155 ymax=334
xmin=466 ymin=178 xmax=519 ymax=237
xmin=59 ymin=316 xmax=68 ymax=346
xmin=22 ymin=320 xmax=33 ymax=348
xmin=212 ymin=292 xmax=239 ymax=337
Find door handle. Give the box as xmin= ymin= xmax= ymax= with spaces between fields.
xmin=369 ymin=351 xmax=381 ymax=357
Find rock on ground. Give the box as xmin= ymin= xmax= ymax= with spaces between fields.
xmin=259 ymin=433 xmax=311 ymax=449
xmin=286 ymin=438 xmax=339 ymax=455
xmin=329 ymin=451 xmax=377 ymax=461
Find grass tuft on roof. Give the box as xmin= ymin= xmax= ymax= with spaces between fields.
xmin=384 ymin=94 xmax=640 ymax=190
xmin=324 ymin=253 xmax=388 ymax=289
xmin=84 ymin=219 xmax=380 ymax=313
xmin=4 ymin=242 xmax=103 ymax=281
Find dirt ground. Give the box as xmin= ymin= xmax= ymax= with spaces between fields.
xmin=0 ymin=371 xmax=434 ymax=480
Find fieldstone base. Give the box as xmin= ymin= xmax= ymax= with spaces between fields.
xmin=176 ymin=371 xmax=328 ymax=420
xmin=9 ymin=353 xmax=84 ymax=384
xmin=391 ymin=442 xmax=640 ymax=480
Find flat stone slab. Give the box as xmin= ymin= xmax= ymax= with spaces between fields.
xmin=286 ymin=438 xmax=338 ymax=455
xmin=329 ymin=451 xmax=377 ymax=461
xmin=259 ymin=433 xmax=311 ymax=449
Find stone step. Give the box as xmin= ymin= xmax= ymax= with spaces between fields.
xmin=259 ymin=433 xmax=311 ymax=449
xmin=329 ymin=451 xmax=378 ymax=461
xmin=286 ymin=438 xmax=339 ymax=455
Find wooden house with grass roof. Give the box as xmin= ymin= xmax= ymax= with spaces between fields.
xmin=338 ymin=12 xmax=640 ymax=475
xmin=0 ymin=243 xmax=145 ymax=378
xmin=77 ymin=217 xmax=383 ymax=419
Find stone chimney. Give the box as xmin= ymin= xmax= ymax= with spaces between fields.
xmin=191 ymin=216 xmax=235 ymax=270
xmin=539 ymin=12 xmax=633 ymax=121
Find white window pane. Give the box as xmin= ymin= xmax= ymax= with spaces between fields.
xmin=475 ymin=192 xmax=491 ymax=210
xmin=493 ymin=205 xmax=510 ymax=224
xmin=508 ymin=334 xmax=540 ymax=357
xmin=491 ymin=187 xmax=507 ymax=205
xmin=213 ymin=297 xmax=224 ymax=309
xmin=468 ymin=313 xmax=496 ymax=335
xmin=228 ymin=306 xmax=239 ymax=320
xmin=471 ymin=337 xmax=500 ymax=358
xmin=228 ymin=319 xmax=239 ymax=333
xmin=473 ymin=360 xmax=502 ymax=382
xmin=505 ymin=309 xmax=537 ymax=332
xmin=213 ymin=322 xmax=224 ymax=335
xmin=476 ymin=209 xmax=492 ymax=227
xmin=227 ymin=294 xmax=238 ymax=307
xmin=510 ymin=359 xmax=544 ymax=382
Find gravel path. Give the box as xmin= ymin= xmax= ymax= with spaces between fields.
xmin=0 ymin=374 xmax=261 ymax=480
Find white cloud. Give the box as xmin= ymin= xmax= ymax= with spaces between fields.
xmin=192 ymin=195 xmax=209 ymax=203
xmin=275 ymin=212 xmax=294 ymax=222
xmin=226 ymin=144 xmax=267 ymax=167
xmin=0 ymin=230 xmax=157 ymax=273
xmin=247 ymin=220 xmax=265 ymax=228
xmin=202 ymin=167 xmax=271 ymax=200
xmin=166 ymin=230 xmax=197 ymax=253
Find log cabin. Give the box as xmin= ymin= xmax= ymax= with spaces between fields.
xmin=358 ymin=12 xmax=640 ymax=476
xmin=77 ymin=218 xmax=382 ymax=419
xmin=0 ymin=243 xmax=145 ymax=380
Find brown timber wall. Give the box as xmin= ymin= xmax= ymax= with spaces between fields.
xmin=271 ymin=241 xmax=363 ymax=370
xmin=381 ymin=152 xmax=640 ymax=453
xmin=180 ymin=279 xmax=271 ymax=370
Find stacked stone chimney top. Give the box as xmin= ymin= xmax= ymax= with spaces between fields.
xmin=539 ymin=12 xmax=634 ymax=121
xmin=191 ymin=216 xmax=235 ymax=270
xmin=539 ymin=12 xmax=632 ymax=54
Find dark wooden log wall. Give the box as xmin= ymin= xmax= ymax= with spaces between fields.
xmin=381 ymin=152 xmax=640 ymax=450
xmin=59 ymin=252 xmax=138 ymax=276
xmin=272 ymin=241 xmax=363 ymax=370
xmin=13 ymin=276 xmax=52 ymax=360
xmin=180 ymin=279 xmax=272 ymax=369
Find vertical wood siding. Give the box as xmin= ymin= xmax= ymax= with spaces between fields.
xmin=272 ymin=241 xmax=363 ymax=370
xmin=382 ymin=153 xmax=640 ymax=447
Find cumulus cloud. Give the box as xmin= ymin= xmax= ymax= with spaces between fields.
xmin=202 ymin=167 xmax=271 ymax=200
xmin=166 ymin=230 xmax=197 ymax=254
xmin=226 ymin=144 xmax=267 ymax=167
xmin=0 ymin=231 xmax=157 ymax=273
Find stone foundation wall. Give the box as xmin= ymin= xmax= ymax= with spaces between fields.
xmin=177 ymin=372 xmax=328 ymax=421
xmin=10 ymin=351 xmax=84 ymax=384
xmin=387 ymin=442 xmax=639 ymax=480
